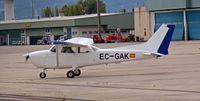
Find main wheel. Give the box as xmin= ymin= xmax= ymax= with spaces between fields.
xmin=67 ymin=70 xmax=75 ymax=78
xmin=40 ymin=72 xmax=46 ymax=79
xmin=74 ymin=69 xmax=81 ymax=76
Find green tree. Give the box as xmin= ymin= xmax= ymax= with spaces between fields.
xmin=43 ymin=6 xmax=53 ymax=17
xmin=68 ymin=5 xmax=74 ymax=16
xmin=78 ymin=0 xmax=106 ymax=14
xmin=43 ymin=0 xmax=106 ymax=17
xmin=100 ymin=1 xmax=106 ymax=13
xmin=61 ymin=5 xmax=69 ymax=16
xmin=61 ymin=3 xmax=84 ymax=16
xmin=76 ymin=4 xmax=84 ymax=15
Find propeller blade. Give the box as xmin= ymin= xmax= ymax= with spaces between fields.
xmin=25 ymin=55 xmax=29 ymax=64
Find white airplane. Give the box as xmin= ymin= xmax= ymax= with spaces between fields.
xmin=24 ymin=24 xmax=175 ymax=79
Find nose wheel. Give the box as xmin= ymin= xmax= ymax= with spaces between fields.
xmin=40 ymin=72 xmax=46 ymax=79
xmin=66 ymin=70 xmax=75 ymax=78
xmin=66 ymin=69 xmax=81 ymax=78
xmin=39 ymin=69 xmax=47 ymax=79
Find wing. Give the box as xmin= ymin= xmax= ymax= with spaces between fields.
xmin=48 ymin=37 xmax=94 ymax=47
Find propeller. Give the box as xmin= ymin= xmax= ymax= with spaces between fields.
xmin=23 ymin=54 xmax=30 ymax=64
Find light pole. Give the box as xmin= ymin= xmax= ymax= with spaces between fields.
xmin=31 ymin=0 xmax=34 ymax=18
xmin=97 ymin=0 xmax=102 ymax=38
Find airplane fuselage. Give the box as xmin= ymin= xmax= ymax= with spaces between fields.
xmin=29 ymin=49 xmax=155 ymax=69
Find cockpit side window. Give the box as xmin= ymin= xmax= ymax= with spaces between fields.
xmin=61 ymin=47 xmax=74 ymax=53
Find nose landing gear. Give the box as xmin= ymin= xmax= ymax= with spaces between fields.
xmin=39 ymin=69 xmax=47 ymax=79
xmin=66 ymin=70 xmax=75 ymax=78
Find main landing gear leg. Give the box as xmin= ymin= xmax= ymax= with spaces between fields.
xmin=66 ymin=68 xmax=81 ymax=78
xmin=40 ymin=69 xmax=47 ymax=79
xmin=74 ymin=68 xmax=81 ymax=76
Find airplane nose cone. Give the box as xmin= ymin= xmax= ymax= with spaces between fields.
xmin=29 ymin=50 xmax=47 ymax=67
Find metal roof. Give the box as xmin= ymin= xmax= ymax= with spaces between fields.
xmin=0 ymin=13 xmax=117 ymax=24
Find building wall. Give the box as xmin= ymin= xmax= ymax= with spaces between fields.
xmin=26 ymin=27 xmax=63 ymax=36
xmin=191 ymin=0 xmax=200 ymax=8
xmin=101 ymin=13 xmax=134 ymax=30
xmin=4 ymin=0 xmax=14 ymax=20
xmin=134 ymin=7 xmax=151 ymax=41
xmin=74 ymin=13 xmax=134 ymax=30
xmin=72 ymin=26 xmax=103 ymax=38
xmin=0 ymin=20 xmax=74 ymax=30
xmin=145 ymin=0 xmax=200 ymax=11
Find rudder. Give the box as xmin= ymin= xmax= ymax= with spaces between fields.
xmin=157 ymin=25 xmax=175 ymax=55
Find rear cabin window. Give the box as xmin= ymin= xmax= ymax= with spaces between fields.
xmin=78 ymin=47 xmax=90 ymax=53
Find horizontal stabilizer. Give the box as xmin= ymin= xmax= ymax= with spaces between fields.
xmin=144 ymin=52 xmax=165 ymax=56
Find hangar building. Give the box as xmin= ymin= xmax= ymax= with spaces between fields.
xmin=0 ymin=13 xmax=134 ymax=45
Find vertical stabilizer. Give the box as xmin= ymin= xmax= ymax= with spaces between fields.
xmin=143 ymin=24 xmax=175 ymax=55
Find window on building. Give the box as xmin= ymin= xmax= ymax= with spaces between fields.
xmin=45 ymin=28 xmax=51 ymax=33
xmin=122 ymin=30 xmax=127 ymax=33
xmin=21 ymin=29 xmax=25 ymax=33
xmin=82 ymin=32 xmax=87 ymax=34
xmin=73 ymin=32 xmax=77 ymax=34
xmin=105 ymin=30 xmax=110 ymax=33
xmin=89 ymin=31 xmax=93 ymax=34
xmin=0 ymin=37 xmax=3 ymax=42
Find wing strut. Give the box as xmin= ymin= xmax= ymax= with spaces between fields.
xmin=56 ymin=45 xmax=59 ymax=67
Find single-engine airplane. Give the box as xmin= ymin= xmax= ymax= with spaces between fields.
xmin=24 ymin=24 xmax=175 ymax=79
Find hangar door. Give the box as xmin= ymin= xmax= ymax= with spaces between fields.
xmin=155 ymin=11 xmax=184 ymax=40
xmin=187 ymin=10 xmax=200 ymax=40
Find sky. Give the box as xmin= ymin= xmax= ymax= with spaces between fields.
xmin=0 ymin=0 xmax=144 ymax=20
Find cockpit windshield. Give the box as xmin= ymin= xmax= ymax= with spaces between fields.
xmin=50 ymin=46 xmax=56 ymax=52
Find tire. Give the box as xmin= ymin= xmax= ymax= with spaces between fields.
xmin=40 ymin=72 xmax=46 ymax=79
xmin=74 ymin=69 xmax=81 ymax=76
xmin=67 ymin=70 xmax=75 ymax=78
